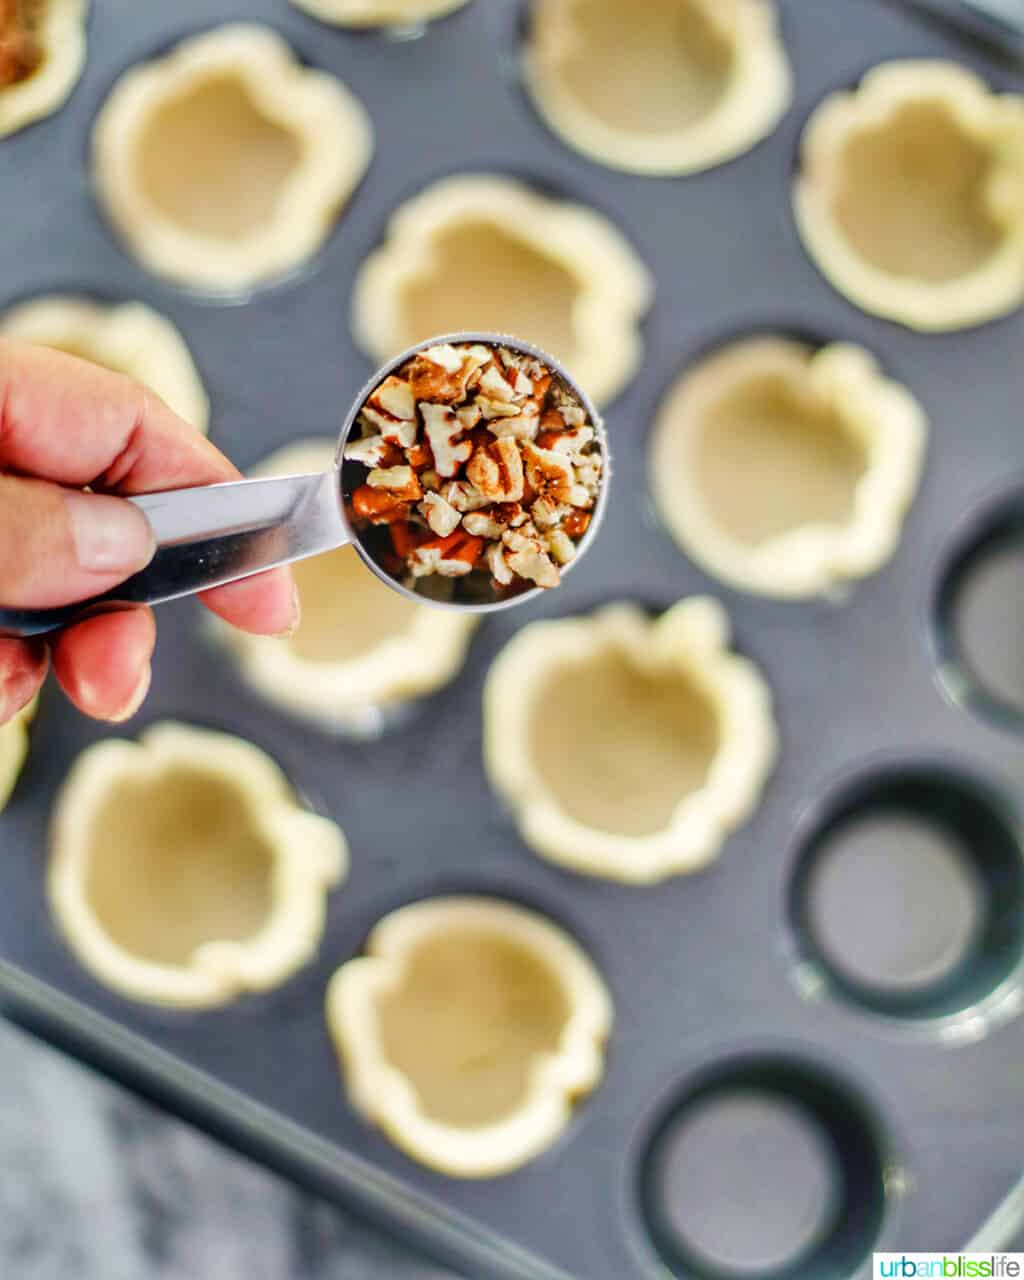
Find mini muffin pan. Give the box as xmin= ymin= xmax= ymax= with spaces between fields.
xmin=0 ymin=1 xmax=1022 ymax=1277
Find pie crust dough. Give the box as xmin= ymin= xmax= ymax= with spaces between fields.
xmin=326 ymin=896 xmax=612 ymax=1177
xmin=0 ymin=296 xmax=210 ymax=431
xmin=0 ymin=697 xmax=36 ymax=812
xmin=92 ymin=24 xmax=373 ymax=292
xmin=49 ymin=723 xmax=347 ymax=1008
xmin=794 ymin=61 xmax=1024 ymax=331
xmin=290 ymin=0 xmax=470 ymax=26
xmin=0 ymin=0 xmax=87 ymax=138
xmin=223 ymin=440 xmax=477 ymax=732
xmin=650 ymin=337 xmax=927 ymax=598
xmin=524 ymin=0 xmax=791 ymax=175
xmin=484 ymin=598 xmax=777 ymax=883
xmin=351 ymin=174 xmax=652 ymax=407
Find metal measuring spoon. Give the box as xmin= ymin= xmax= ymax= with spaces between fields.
xmin=0 ymin=333 xmax=609 ymax=639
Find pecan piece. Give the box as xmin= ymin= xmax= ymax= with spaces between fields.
xmin=421 ymin=403 xmax=472 ymax=478
xmin=466 ymin=436 xmax=525 ymax=504
xmin=410 ymin=530 xmax=485 ymax=578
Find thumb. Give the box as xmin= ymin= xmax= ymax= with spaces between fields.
xmin=0 ymin=474 xmax=155 ymax=609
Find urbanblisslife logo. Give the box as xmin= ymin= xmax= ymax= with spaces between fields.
xmin=874 ymin=1256 xmax=1023 ymax=1278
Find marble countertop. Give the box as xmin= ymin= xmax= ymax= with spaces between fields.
xmin=0 ymin=1022 xmax=459 ymax=1280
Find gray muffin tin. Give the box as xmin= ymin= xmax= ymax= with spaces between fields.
xmin=1 ymin=0 xmax=1023 ymax=1277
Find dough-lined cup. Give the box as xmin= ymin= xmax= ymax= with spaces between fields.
xmin=0 ymin=296 xmax=210 ymax=431
xmin=49 ymin=723 xmax=347 ymax=1008
xmin=222 ymin=440 xmax=477 ymax=734
xmin=92 ymin=24 xmax=373 ymax=292
xmin=794 ymin=61 xmax=1024 ymax=331
xmin=524 ymin=0 xmax=791 ymax=175
xmin=351 ymin=174 xmax=652 ymax=408
xmin=650 ymin=337 xmax=927 ymax=598
xmin=0 ymin=697 xmax=36 ymax=812
xmin=326 ymin=896 xmax=613 ymax=1177
xmin=289 ymin=0 xmax=471 ymax=27
xmin=0 ymin=0 xmax=87 ymax=138
xmin=484 ymin=599 xmax=777 ymax=883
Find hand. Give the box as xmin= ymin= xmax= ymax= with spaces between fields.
xmin=0 ymin=339 xmax=299 ymax=726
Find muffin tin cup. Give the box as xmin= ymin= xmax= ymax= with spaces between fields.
xmin=1 ymin=1 xmax=1023 ymax=1276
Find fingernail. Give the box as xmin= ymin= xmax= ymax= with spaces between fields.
xmin=274 ymin=582 xmax=302 ymax=640
xmin=109 ymin=663 xmax=151 ymax=724
xmin=65 ymin=491 xmax=155 ymax=574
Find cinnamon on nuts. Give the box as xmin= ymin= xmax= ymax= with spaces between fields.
xmin=344 ymin=341 xmax=604 ymax=601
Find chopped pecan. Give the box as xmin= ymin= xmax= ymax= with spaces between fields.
xmin=367 ymin=466 xmax=423 ymax=502
xmin=562 ymin=508 xmax=592 ymax=539
xmin=351 ymin=485 xmax=410 ymax=525
xmin=409 ymin=343 xmax=489 ymax=403
xmin=502 ymin=525 xmax=559 ymax=589
xmin=466 ymin=437 xmax=525 ymax=503
xmin=421 ymin=402 xmax=472 ymax=478
xmin=410 ymin=530 xmax=485 ymax=578
xmin=420 ymin=491 xmax=462 ymax=538
xmin=389 ymin=520 xmax=431 ymax=559
xmin=521 ymin=441 xmax=577 ymax=506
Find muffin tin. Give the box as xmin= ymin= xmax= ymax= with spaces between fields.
xmin=1 ymin=0 xmax=1022 ymax=1276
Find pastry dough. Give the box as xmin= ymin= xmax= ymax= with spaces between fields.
xmin=223 ymin=440 xmax=476 ymax=732
xmin=49 ymin=723 xmax=347 ymax=1007
xmin=352 ymin=174 xmax=652 ymax=407
xmin=92 ymin=24 xmax=373 ymax=292
xmin=0 ymin=0 xmax=87 ymax=138
xmin=1 ymin=296 xmax=210 ymax=431
xmin=484 ymin=599 xmax=777 ymax=883
xmin=326 ymin=896 xmax=612 ymax=1176
xmin=650 ymin=337 xmax=926 ymax=598
xmin=0 ymin=697 xmax=36 ymax=812
xmin=794 ymin=61 xmax=1024 ymax=331
xmin=290 ymin=0 xmax=470 ymax=26
xmin=524 ymin=0 xmax=791 ymax=175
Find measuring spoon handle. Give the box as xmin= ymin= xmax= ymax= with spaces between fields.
xmin=0 ymin=471 xmax=347 ymax=639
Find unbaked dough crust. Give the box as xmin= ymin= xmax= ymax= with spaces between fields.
xmin=0 ymin=698 xmax=36 ymax=812
xmin=794 ymin=61 xmax=1024 ymax=331
xmin=290 ymin=0 xmax=470 ymax=26
xmin=0 ymin=0 xmax=87 ymax=138
xmin=484 ymin=598 xmax=777 ymax=883
xmin=92 ymin=24 xmax=373 ymax=292
xmin=326 ymin=896 xmax=612 ymax=1176
xmin=524 ymin=0 xmax=791 ymax=175
xmin=650 ymin=337 xmax=927 ymax=598
xmin=1 ymin=296 xmax=210 ymax=431
xmin=222 ymin=439 xmax=477 ymax=732
xmin=49 ymin=723 xmax=347 ymax=1007
xmin=351 ymin=174 xmax=652 ymax=408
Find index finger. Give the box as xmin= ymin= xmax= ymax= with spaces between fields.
xmin=0 ymin=337 xmax=233 ymax=492
xmin=0 ymin=339 xmax=298 ymax=637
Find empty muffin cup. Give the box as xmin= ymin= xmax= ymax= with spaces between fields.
xmin=49 ymin=723 xmax=348 ymax=1008
xmin=0 ymin=295 xmax=210 ymax=431
xmin=637 ymin=1055 xmax=890 ymax=1280
xmin=524 ymin=0 xmax=792 ymax=175
xmin=92 ymin=24 xmax=373 ymax=292
xmin=649 ymin=337 xmax=926 ymax=598
xmin=351 ymin=174 xmax=652 ymax=407
xmin=934 ymin=489 xmax=1024 ymax=732
xmin=484 ymin=598 xmax=777 ymax=883
xmin=788 ymin=764 xmax=1024 ymax=1028
xmin=326 ymin=896 xmax=613 ymax=1177
xmin=794 ymin=61 xmax=1024 ymax=331
xmin=0 ymin=0 xmax=87 ymax=137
